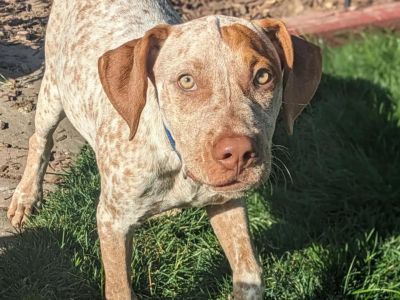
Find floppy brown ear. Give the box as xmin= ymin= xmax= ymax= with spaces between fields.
xmin=253 ymin=19 xmax=322 ymax=134
xmin=98 ymin=25 xmax=170 ymax=140
xmin=283 ymin=36 xmax=322 ymax=134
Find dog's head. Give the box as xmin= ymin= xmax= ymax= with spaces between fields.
xmin=98 ymin=16 xmax=322 ymax=198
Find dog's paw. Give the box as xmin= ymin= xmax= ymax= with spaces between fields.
xmin=7 ymin=189 xmax=40 ymax=228
xmin=233 ymin=280 xmax=263 ymax=300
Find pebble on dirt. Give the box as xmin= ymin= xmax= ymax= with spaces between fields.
xmin=0 ymin=120 xmax=9 ymax=130
xmin=0 ymin=165 xmax=9 ymax=173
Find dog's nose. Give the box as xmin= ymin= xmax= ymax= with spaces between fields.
xmin=212 ymin=136 xmax=257 ymax=173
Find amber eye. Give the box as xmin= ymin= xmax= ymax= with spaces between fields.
xmin=178 ymin=74 xmax=196 ymax=90
xmin=254 ymin=68 xmax=271 ymax=85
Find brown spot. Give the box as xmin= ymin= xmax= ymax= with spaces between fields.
xmin=71 ymin=34 xmax=87 ymax=51
xmin=74 ymin=72 xmax=81 ymax=83
xmin=123 ymin=168 xmax=133 ymax=177
xmin=108 ymin=132 xmax=118 ymax=142
xmin=220 ymin=24 xmax=280 ymax=93
xmin=115 ymin=142 xmax=122 ymax=152
xmin=43 ymin=85 xmax=49 ymax=95
xmin=78 ymin=3 xmax=94 ymax=15
xmin=111 ymin=174 xmax=119 ymax=185
xmin=115 ymin=129 xmax=122 ymax=139
xmin=177 ymin=46 xmax=188 ymax=56
xmin=116 ymin=119 xmax=125 ymax=131
xmin=111 ymin=159 xmax=119 ymax=167
xmin=113 ymin=192 xmax=123 ymax=200
xmin=101 ymin=164 xmax=110 ymax=176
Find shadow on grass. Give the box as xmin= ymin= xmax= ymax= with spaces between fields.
xmin=0 ymin=74 xmax=399 ymax=299
xmin=259 ymin=74 xmax=400 ymax=252
xmin=0 ymin=147 xmax=103 ymax=300
xmin=252 ymin=74 xmax=400 ymax=298
xmin=0 ymin=228 xmax=101 ymax=300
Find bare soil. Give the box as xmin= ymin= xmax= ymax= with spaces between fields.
xmin=170 ymin=0 xmax=397 ymax=20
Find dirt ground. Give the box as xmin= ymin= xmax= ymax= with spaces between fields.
xmin=0 ymin=0 xmax=396 ymax=238
xmin=0 ymin=0 xmax=85 ymax=238
xmin=170 ymin=0 xmax=396 ymax=20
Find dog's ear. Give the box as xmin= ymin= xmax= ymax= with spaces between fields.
xmin=254 ymin=19 xmax=322 ymax=134
xmin=98 ymin=25 xmax=170 ymax=140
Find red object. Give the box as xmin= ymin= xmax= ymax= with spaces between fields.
xmin=284 ymin=2 xmax=400 ymax=35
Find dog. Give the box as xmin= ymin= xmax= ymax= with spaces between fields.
xmin=7 ymin=0 xmax=322 ymax=298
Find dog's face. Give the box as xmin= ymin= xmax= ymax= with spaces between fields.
xmin=98 ymin=16 xmax=322 ymax=198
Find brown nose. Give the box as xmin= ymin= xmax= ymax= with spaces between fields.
xmin=212 ymin=136 xmax=257 ymax=173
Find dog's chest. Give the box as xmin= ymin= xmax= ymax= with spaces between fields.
xmin=136 ymin=153 xmax=223 ymax=215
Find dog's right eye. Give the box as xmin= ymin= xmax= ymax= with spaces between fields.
xmin=253 ymin=68 xmax=272 ymax=86
xmin=178 ymin=74 xmax=197 ymax=90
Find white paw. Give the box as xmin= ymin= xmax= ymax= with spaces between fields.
xmin=233 ymin=272 xmax=263 ymax=300
xmin=7 ymin=188 xmax=40 ymax=227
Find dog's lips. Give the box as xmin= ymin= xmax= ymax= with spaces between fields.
xmin=211 ymin=180 xmax=252 ymax=192
xmin=185 ymin=169 xmax=254 ymax=192
xmin=213 ymin=179 xmax=239 ymax=188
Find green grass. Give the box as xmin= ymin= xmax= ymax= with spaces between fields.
xmin=1 ymin=32 xmax=400 ymax=299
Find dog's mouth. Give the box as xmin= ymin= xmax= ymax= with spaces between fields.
xmin=212 ymin=180 xmax=251 ymax=192
xmin=185 ymin=169 xmax=256 ymax=192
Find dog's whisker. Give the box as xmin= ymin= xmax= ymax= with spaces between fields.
xmin=272 ymin=143 xmax=291 ymax=158
xmin=271 ymin=161 xmax=284 ymax=185
xmin=272 ymin=156 xmax=293 ymax=184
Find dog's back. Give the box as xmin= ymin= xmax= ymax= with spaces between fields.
xmin=44 ymin=0 xmax=180 ymax=145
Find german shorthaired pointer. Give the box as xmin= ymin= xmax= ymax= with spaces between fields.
xmin=8 ymin=0 xmax=322 ymax=298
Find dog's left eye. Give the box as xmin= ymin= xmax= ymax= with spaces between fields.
xmin=178 ymin=74 xmax=197 ymax=90
xmin=254 ymin=68 xmax=271 ymax=85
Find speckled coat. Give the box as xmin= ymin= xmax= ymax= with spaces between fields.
xmin=8 ymin=1 xmax=322 ymax=299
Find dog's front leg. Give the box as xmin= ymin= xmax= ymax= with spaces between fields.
xmin=206 ymin=199 xmax=263 ymax=300
xmin=97 ymin=200 xmax=136 ymax=300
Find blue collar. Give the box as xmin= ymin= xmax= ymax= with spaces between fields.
xmin=155 ymin=92 xmax=181 ymax=161
xmin=163 ymin=122 xmax=181 ymax=161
